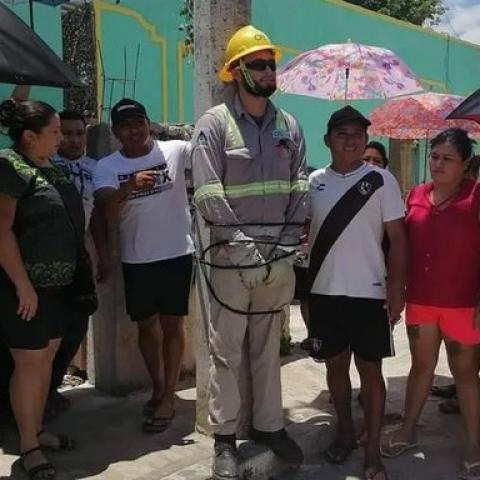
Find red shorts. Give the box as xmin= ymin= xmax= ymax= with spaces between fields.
xmin=406 ymin=303 xmax=480 ymax=345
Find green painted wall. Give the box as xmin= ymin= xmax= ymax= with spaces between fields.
xmin=95 ymin=0 xmax=480 ymax=173
xmin=94 ymin=0 xmax=191 ymax=124
xmin=253 ymin=0 xmax=480 ymax=172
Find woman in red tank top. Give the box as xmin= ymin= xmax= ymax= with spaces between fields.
xmin=382 ymin=129 xmax=480 ymax=478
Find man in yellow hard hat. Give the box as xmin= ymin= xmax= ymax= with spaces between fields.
xmin=192 ymin=25 xmax=308 ymax=479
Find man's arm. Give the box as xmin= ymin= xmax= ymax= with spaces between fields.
xmin=94 ymin=168 xmax=158 ymax=220
xmin=10 ymin=85 xmax=30 ymax=101
xmin=192 ymin=113 xmax=249 ymax=245
xmin=385 ymin=218 xmax=407 ymax=323
xmin=94 ymin=183 xmax=134 ymax=220
xmin=192 ymin=112 xmax=266 ymax=274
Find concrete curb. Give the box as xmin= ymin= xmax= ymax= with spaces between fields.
xmin=160 ymin=418 xmax=334 ymax=480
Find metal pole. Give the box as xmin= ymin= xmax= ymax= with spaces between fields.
xmin=132 ymin=43 xmax=141 ymax=99
xmin=29 ymin=0 xmax=35 ymax=31
xmin=193 ymin=0 xmax=251 ymax=434
xmin=344 ymin=67 xmax=350 ymax=105
xmin=123 ymin=47 xmax=127 ymax=98
xmin=423 ymin=136 xmax=428 ymax=183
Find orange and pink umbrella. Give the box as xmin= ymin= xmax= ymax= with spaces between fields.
xmin=368 ymin=92 xmax=480 ymax=139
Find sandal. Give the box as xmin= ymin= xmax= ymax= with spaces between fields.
xmin=461 ymin=460 xmax=480 ymax=480
xmin=38 ymin=429 xmax=74 ymax=451
xmin=365 ymin=464 xmax=388 ymax=480
xmin=439 ymin=397 xmax=460 ymax=415
xmin=431 ymin=384 xmax=456 ymax=398
xmin=143 ymin=399 xmax=162 ymax=417
xmin=142 ymin=412 xmax=175 ymax=433
xmin=380 ymin=435 xmax=417 ymax=458
xmin=21 ymin=446 xmax=56 ymax=480
xmin=323 ymin=438 xmax=357 ymax=464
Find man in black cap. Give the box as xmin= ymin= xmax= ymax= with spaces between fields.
xmin=94 ymin=99 xmax=194 ymax=433
xmin=306 ymin=106 xmax=407 ymax=479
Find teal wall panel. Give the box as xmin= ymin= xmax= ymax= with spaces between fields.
xmin=4 ymin=0 xmax=480 ymax=167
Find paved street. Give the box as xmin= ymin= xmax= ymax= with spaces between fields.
xmin=0 ymin=306 xmax=460 ymax=480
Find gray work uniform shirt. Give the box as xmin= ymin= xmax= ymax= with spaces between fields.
xmin=191 ymin=95 xmax=308 ymax=254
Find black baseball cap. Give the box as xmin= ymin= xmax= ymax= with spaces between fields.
xmin=327 ymin=105 xmax=371 ymax=134
xmin=111 ymin=98 xmax=148 ymax=125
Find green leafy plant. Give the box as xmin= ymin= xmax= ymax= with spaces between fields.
xmin=179 ymin=0 xmax=194 ymax=55
xmin=345 ymin=0 xmax=446 ymax=26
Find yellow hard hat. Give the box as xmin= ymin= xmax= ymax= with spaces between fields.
xmin=219 ymin=25 xmax=282 ymax=82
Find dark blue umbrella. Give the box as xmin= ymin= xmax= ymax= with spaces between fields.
xmin=446 ymin=88 xmax=480 ymax=125
xmin=0 ymin=2 xmax=81 ymax=87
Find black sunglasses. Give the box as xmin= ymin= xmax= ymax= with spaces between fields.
xmin=243 ymin=59 xmax=277 ymax=72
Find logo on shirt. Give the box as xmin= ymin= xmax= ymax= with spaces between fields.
xmin=273 ymin=129 xmax=295 ymax=154
xmin=358 ymin=181 xmax=373 ymax=196
xmin=118 ymin=163 xmax=173 ymax=200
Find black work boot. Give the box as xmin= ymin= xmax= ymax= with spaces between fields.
xmin=212 ymin=434 xmax=239 ymax=480
xmin=251 ymin=428 xmax=304 ymax=464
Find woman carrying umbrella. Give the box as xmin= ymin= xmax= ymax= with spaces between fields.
xmin=381 ymin=128 xmax=480 ymax=479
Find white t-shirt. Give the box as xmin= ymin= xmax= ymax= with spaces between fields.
xmin=93 ymin=140 xmax=194 ymax=264
xmin=308 ymin=162 xmax=405 ymax=299
xmin=52 ymin=154 xmax=96 ymax=230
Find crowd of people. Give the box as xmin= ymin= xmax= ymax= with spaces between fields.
xmin=0 ymin=24 xmax=479 ymax=480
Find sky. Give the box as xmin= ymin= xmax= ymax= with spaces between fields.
xmin=432 ymin=0 xmax=480 ymax=45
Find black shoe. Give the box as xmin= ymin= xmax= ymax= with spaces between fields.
xmin=212 ymin=435 xmax=239 ymax=480
xmin=251 ymin=428 xmax=304 ymax=464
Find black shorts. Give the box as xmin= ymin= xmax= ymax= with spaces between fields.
xmin=308 ymin=294 xmax=394 ymax=362
xmin=122 ymin=254 xmax=193 ymax=322
xmin=0 ymin=282 xmax=73 ymax=350
xmin=294 ymin=265 xmax=309 ymax=302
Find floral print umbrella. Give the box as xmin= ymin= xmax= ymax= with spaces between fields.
xmin=369 ymin=92 xmax=480 ymax=139
xmin=277 ymin=42 xmax=423 ymax=101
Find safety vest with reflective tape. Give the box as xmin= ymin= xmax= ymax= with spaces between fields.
xmin=193 ymin=103 xmax=307 ymax=207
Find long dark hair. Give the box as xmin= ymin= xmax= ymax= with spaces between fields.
xmin=0 ymin=99 xmax=57 ymax=144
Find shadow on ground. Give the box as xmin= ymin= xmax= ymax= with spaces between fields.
xmin=1 ymin=385 xmax=197 ymax=480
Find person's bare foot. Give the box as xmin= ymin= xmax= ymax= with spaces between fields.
xmin=21 ymin=447 xmax=56 ymax=480
xmin=152 ymin=397 xmax=175 ymax=419
xmin=143 ymin=390 xmax=163 ymax=416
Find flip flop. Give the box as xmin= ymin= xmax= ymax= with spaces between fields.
xmin=365 ymin=464 xmax=388 ymax=480
xmin=431 ymin=384 xmax=456 ymax=398
xmin=439 ymin=398 xmax=460 ymax=415
xmin=380 ymin=435 xmax=417 ymax=458
xmin=323 ymin=439 xmax=357 ymax=464
xmin=460 ymin=460 xmax=480 ymax=480
xmin=142 ymin=412 xmax=175 ymax=434
xmin=21 ymin=446 xmax=56 ymax=480
xmin=143 ymin=399 xmax=162 ymax=417
xmin=38 ymin=430 xmax=75 ymax=451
